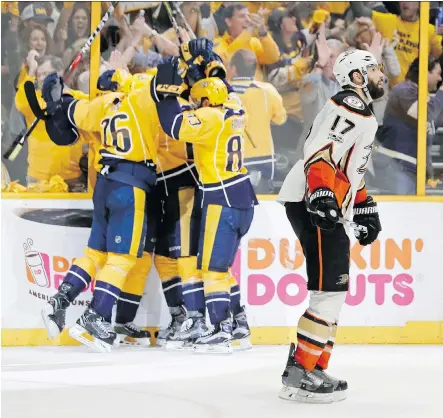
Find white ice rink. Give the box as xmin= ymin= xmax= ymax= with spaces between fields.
xmin=2 ymin=345 xmax=442 ymax=418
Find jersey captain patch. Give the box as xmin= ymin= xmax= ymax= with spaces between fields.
xmin=343 ymin=96 xmax=364 ymax=110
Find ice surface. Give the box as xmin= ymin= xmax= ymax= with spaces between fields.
xmin=2 ymin=345 xmax=442 ymax=418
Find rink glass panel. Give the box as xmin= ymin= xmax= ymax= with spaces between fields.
xmin=1 ymin=1 xmax=92 ymax=195
xmin=1 ymin=2 xmax=442 ymax=201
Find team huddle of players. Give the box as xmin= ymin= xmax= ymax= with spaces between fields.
xmin=40 ymin=38 xmax=256 ymax=355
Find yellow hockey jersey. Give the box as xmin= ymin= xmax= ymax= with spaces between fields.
xmin=157 ymin=96 xmax=258 ymax=208
xmin=230 ymin=77 xmax=287 ymax=178
xmin=68 ymin=83 xmax=160 ymax=166
xmin=109 ymin=69 xmax=198 ymax=192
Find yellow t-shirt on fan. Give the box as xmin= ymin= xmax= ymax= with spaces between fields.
xmin=372 ymin=11 xmax=442 ymax=86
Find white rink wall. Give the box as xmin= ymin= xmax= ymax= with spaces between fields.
xmin=1 ymin=199 xmax=443 ymax=345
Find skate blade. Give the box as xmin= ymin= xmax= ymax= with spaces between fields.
xmin=118 ymin=336 xmax=151 ymax=347
xmin=232 ymin=337 xmax=252 ymax=351
xmin=165 ymin=340 xmax=184 ymax=350
xmin=192 ymin=342 xmax=233 ymax=355
xmin=278 ymin=386 xmax=334 ymax=404
xmin=165 ymin=340 xmax=194 ymax=351
xmin=156 ymin=338 xmax=167 ymax=348
xmin=69 ymin=324 xmax=112 ymax=353
xmin=333 ymin=390 xmax=347 ymax=402
xmin=41 ymin=304 xmax=61 ymax=339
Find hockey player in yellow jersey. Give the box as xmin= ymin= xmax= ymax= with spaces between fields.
xmin=228 ymin=49 xmax=287 ymax=193
xmin=100 ymin=61 xmax=250 ymax=350
xmin=154 ymin=50 xmax=258 ymax=353
xmin=39 ymin=71 xmax=161 ymax=352
xmin=96 ymin=67 xmax=203 ymax=347
xmin=153 ymin=126 xmax=205 ymax=348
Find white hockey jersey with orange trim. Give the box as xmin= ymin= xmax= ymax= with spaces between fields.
xmin=277 ymin=89 xmax=378 ymax=219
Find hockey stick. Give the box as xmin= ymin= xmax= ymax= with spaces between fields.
xmin=307 ymin=208 xmax=368 ymax=234
xmin=163 ymin=1 xmax=185 ymax=43
xmin=24 ymin=80 xmax=47 ymax=120
xmin=171 ymin=2 xmax=196 ymax=40
xmin=163 ymin=2 xmax=257 ymax=149
xmin=3 ymin=1 xmax=119 ymax=162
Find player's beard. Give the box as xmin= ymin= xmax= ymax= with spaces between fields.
xmin=367 ymin=80 xmax=385 ymax=100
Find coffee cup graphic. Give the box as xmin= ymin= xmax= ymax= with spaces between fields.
xmin=24 ymin=238 xmax=49 ymax=287
xmin=15 ymin=209 xmax=93 ymax=293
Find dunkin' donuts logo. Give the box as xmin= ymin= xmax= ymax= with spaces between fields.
xmin=232 ymin=237 xmax=425 ymax=307
xmin=24 ymin=239 xmax=50 ymax=288
xmin=23 ymin=238 xmax=93 ymax=304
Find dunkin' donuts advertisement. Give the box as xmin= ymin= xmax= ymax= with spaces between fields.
xmin=1 ymin=199 xmax=443 ymax=334
xmin=1 ymin=200 xmax=168 ymax=330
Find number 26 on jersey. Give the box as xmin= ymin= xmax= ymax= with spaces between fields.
xmin=100 ymin=113 xmax=133 ymax=154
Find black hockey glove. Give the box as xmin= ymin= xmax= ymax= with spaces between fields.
xmin=187 ymin=37 xmax=213 ymax=62
xmin=180 ymin=38 xmax=213 ymax=73
xmin=307 ymin=187 xmax=340 ymax=230
xmin=154 ymin=59 xmax=187 ymax=100
xmin=42 ymin=72 xmax=64 ymax=116
xmin=97 ymin=70 xmax=118 ymax=92
xmin=353 ymin=196 xmax=381 ymax=246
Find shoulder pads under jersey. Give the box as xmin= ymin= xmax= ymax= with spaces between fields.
xmin=331 ymin=90 xmax=373 ymax=117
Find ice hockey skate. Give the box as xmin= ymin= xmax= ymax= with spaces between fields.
xmin=278 ymin=343 xmax=334 ymax=404
xmin=41 ymin=283 xmax=72 ymax=339
xmin=231 ymin=307 xmax=252 ymax=351
xmin=69 ymin=308 xmax=119 ymax=353
xmin=312 ymin=366 xmax=348 ymax=401
xmin=114 ymin=322 xmax=151 ymax=347
xmin=155 ymin=305 xmax=187 ymax=347
xmin=193 ymin=319 xmax=233 ymax=354
xmin=166 ymin=314 xmax=208 ymax=350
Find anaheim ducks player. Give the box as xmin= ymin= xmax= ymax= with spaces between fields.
xmin=154 ymin=57 xmax=257 ymax=354
xmin=277 ymin=50 xmax=384 ymax=402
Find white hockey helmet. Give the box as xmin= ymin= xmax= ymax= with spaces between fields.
xmin=333 ymin=49 xmax=379 ymax=91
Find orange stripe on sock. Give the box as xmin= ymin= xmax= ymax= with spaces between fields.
xmin=317 ymin=347 xmax=332 ymax=370
xmin=295 ymin=345 xmax=322 ymax=371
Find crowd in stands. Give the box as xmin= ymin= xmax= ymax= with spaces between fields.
xmin=2 ymin=1 xmax=443 ymax=195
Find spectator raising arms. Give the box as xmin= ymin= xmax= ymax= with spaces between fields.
xmin=345 ymin=18 xmax=401 ymax=125
xmin=297 ymin=29 xmax=344 ymax=161
xmin=180 ymin=2 xmax=206 ymax=38
xmin=266 ymin=7 xmax=310 ymax=169
xmin=214 ymin=3 xmax=280 ymax=80
xmin=350 ymin=1 xmax=443 ymax=86
xmin=54 ymin=3 xmax=90 ymax=57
